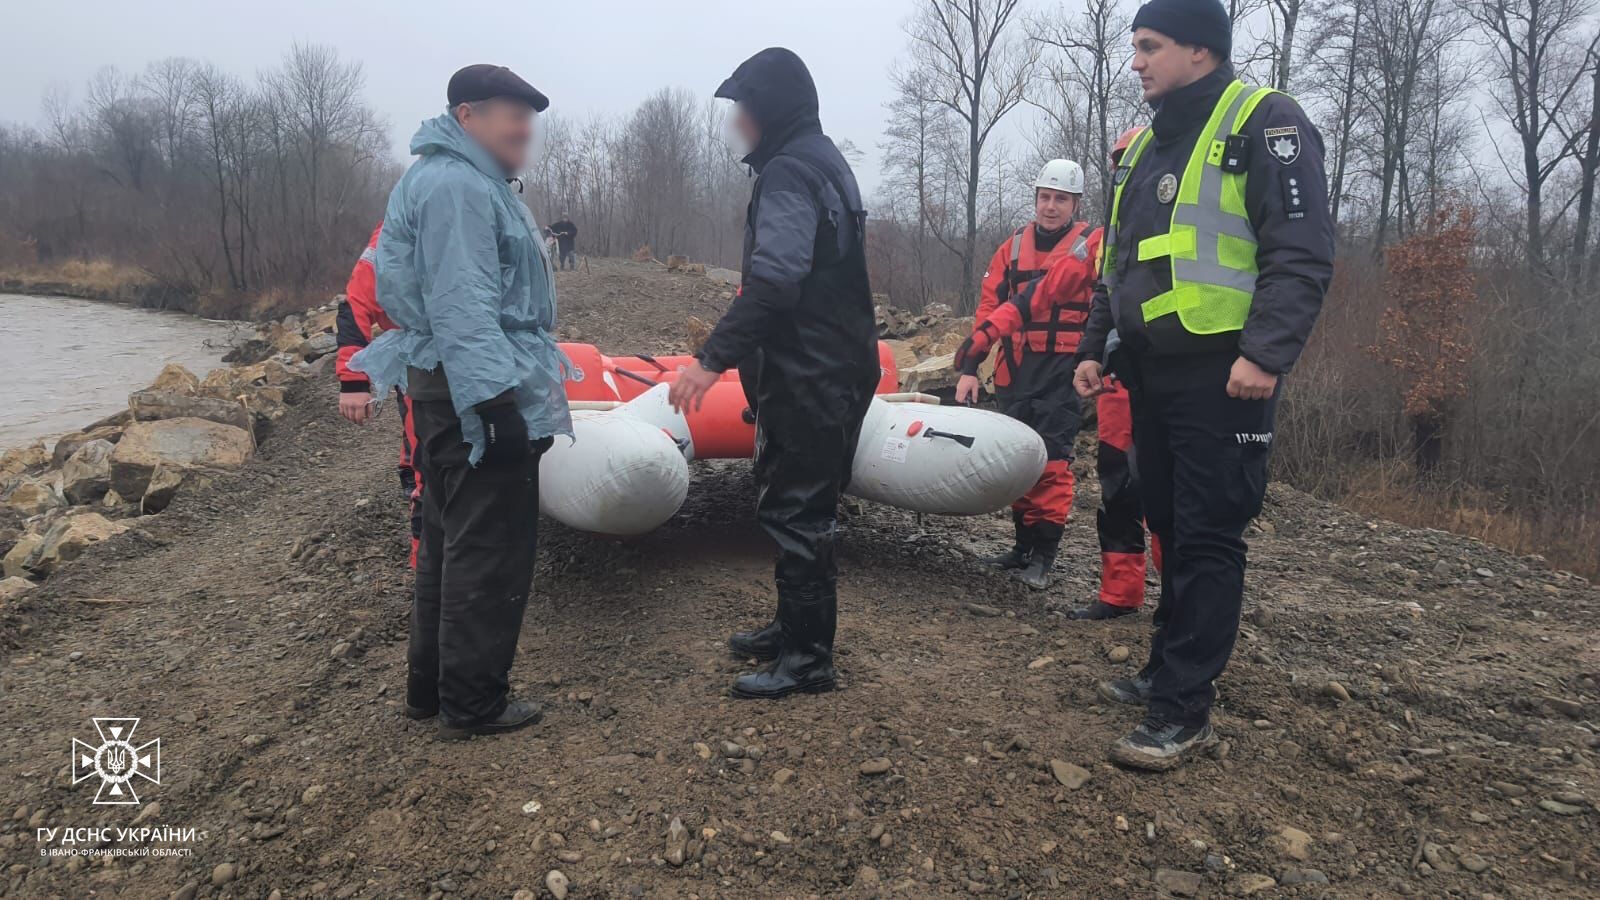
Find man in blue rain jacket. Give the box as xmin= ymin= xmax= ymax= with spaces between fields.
xmin=351 ymin=64 xmax=571 ymax=741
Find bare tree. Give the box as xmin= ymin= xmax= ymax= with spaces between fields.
xmin=1463 ymin=0 xmax=1599 ymax=268
xmin=903 ymin=0 xmax=1038 ymax=311
xmin=1029 ymin=0 xmax=1139 ymax=218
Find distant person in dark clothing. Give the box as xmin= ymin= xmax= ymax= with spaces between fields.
xmin=550 ymin=215 xmax=578 ymax=269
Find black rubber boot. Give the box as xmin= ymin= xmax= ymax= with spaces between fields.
xmin=728 ymin=620 xmax=782 ymax=661
xmin=731 ymin=582 xmax=837 ymax=699
xmin=437 ymin=699 xmax=544 ymax=741
xmin=984 ymin=510 xmax=1033 ymax=570
xmin=404 ymin=664 xmax=438 ymax=720
xmin=1013 ymin=521 xmax=1064 ymax=590
xmin=1071 ymin=600 xmax=1139 ymax=621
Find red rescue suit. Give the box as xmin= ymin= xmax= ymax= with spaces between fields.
xmin=1095 ymin=381 xmax=1163 ymax=608
xmin=959 ymin=222 xmax=1100 ymax=543
xmin=336 ymin=222 xmax=423 ymax=566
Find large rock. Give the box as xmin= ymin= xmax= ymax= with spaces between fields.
xmin=24 ymin=512 xmax=128 ymax=575
xmin=140 ymin=462 xmax=210 ymax=514
xmin=705 ymin=267 xmax=741 ymax=287
xmin=0 ymin=576 xmax=33 ymax=602
xmin=129 ymin=389 xmax=254 ymax=435
xmin=881 ymin=339 xmax=920 ymax=375
xmin=60 ymin=440 xmax=115 ymax=505
xmin=2 ymin=475 xmax=65 ymax=516
xmin=147 ymin=363 xmax=200 ymax=395
xmin=304 ymin=306 xmax=338 ymax=335
xmin=899 ymin=350 xmax=998 ymax=395
xmin=297 ymin=332 xmax=337 ymax=361
xmin=110 ymin=418 xmax=255 ymax=499
xmin=2 ymin=533 xmax=43 ymax=578
xmin=266 ymin=321 xmax=306 ymax=353
xmin=0 ymin=442 xmax=48 ymax=477
xmin=52 ymin=425 xmax=124 ymax=467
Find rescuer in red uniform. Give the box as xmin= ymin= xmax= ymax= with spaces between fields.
xmin=955 ymin=159 xmax=1100 ymax=590
xmin=1074 ymin=127 xmax=1164 ymax=620
xmin=335 ymin=222 xmax=423 ymax=567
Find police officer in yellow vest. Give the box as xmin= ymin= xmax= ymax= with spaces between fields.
xmin=1074 ymin=0 xmax=1333 ymax=770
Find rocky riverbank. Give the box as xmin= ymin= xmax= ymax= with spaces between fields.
xmin=0 ymin=258 xmax=1595 ymax=899
xmin=0 ymin=303 xmax=341 ymax=602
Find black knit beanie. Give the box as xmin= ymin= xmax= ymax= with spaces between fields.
xmin=1132 ymin=0 xmax=1233 ymax=58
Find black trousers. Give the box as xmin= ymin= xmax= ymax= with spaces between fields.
xmin=1125 ymin=353 xmax=1278 ymax=727
xmin=408 ymin=399 xmax=549 ymax=726
xmin=752 ymin=388 xmax=874 ymax=588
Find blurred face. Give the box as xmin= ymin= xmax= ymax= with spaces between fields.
xmin=1130 ymin=28 xmax=1218 ymax=103
xmin=456 ymin=97 xmax=537 ymax=174
xmin=725 ymin=103 xmax=762 ymax=157
xmin=1035 ymin=187 xmax=1080 ymax=230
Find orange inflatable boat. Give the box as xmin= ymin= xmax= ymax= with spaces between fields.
xmin=557 ymin=342 xmax=898 ymax=461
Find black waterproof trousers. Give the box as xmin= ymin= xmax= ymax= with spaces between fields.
xmin=407 ymin=398 xmax=550 ymax=727
xmin=750 ymin=372 xmax=877 ymax=590
xmin=1124 ymin=352 xmax=1278 ymax=727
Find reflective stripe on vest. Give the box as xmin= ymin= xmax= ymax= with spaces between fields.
xmin=1105 ymin=80 xmax=1279 ymax=335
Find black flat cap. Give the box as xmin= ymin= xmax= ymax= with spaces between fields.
xmin=447 ymin=64 xmax=549 ymax=112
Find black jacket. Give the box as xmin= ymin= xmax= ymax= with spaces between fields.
xmin=698 ymin=48 xmax=878 ymax=420
xmin=550 ymin=220 xmax=577 ymax=253
xmin=1078 ymin=66 xmax=1334 ymax=377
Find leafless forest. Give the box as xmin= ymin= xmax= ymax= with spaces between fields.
xmin=1 ymin=0 xmax=1597 ymax=574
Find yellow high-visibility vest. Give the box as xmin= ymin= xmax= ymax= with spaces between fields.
xmin=1104 ymin=80 xmax=1281 ymax=334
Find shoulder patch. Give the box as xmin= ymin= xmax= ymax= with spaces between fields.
xmin=1264 ymin=126 xmax=1301 ymax=165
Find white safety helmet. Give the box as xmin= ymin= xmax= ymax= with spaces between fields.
xmin=1035 ymin=159 xmax=1085 ymax=194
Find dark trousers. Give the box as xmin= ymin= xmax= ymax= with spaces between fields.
xmin=408 ymin=399 xmax=548 ymax=726
xmin=752 ymin=388 xmax=873 ymax=588
xmin=559 ymin=249 xmax=577 ymax=270
xmin=995 ymin=350 xmax=1082 ymax=529
xmin=1126 ymin=353 xmax=1278 ymax=727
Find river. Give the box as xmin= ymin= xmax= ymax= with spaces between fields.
xmin=0 ymin=294 xmax=241 ymax=451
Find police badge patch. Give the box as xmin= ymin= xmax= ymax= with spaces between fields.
xmin=1157 ymin=173 xmax=1178 ymax=204
xmin=1264 ymin=126 xmax=1300 ymax=165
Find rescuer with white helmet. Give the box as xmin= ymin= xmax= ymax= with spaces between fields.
xmin=954 ymin=158 xmax=1103 ymax=591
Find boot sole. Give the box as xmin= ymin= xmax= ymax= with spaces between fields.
xmin=436 ymin=708 xmax=544 ymax=741
xmin=729 ymin=678 xmax=836 ymax=700
xmin=404 ymin=705 xmax=438 ymax=720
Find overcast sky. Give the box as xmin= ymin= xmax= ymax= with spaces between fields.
xmin=2 ymin=0 xmax=925 ymax=192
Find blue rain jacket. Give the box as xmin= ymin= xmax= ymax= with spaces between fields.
xmin=350 ymin=112 xmax=571 ymax=464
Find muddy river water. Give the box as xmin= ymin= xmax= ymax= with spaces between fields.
xmin=0 ymin=293 xmax=239 ymax=451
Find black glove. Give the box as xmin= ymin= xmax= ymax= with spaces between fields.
xmin=476 ymin=402 xmax=530 ymax=466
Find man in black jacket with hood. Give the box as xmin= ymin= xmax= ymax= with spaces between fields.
xmin=669 ymin=47 xmax=879 ymax=700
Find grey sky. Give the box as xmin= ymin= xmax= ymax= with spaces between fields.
xmin=3 ymin=0 xmax=920 ymax=192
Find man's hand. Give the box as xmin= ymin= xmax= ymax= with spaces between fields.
xmin=1073 ymin=360 xmax=1109 ymax=398
xmin=339 ymin=392 xmax=374 ymax=425
xmin=955 ymin=375 xmax=982 ymax=405
xmin=669 ymin=360 xmax=721 ymax=414
xmin=1226 ymin=357 xmax=1279 ymax=401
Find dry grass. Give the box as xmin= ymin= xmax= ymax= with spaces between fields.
xmin=0 ymin=260 xmax=153 ymax=297
xmin=1333 ymin=459 xmax=1600 ymax=579
xmin=0 ymin=260 xmax=317 ymax=321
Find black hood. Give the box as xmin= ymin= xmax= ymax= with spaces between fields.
xmin=715 ymin=47 xmax=822 ymax=171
